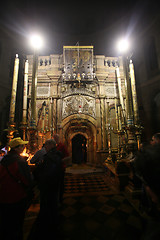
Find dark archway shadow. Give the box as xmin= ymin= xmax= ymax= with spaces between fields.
xmin=72 ymin=134 xmax=87 ymax=164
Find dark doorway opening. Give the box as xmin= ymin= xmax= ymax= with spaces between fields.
xmin=72 ymin=134 xmax=87 ymax=164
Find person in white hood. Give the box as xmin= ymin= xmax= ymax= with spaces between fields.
xmin=0 ymin=147 xmax=7 ymax=161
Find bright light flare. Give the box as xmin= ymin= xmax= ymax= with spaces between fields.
xmin=20 ymin=147 xmax=34 ymax=164
xmin=117 ymin=38 xmax=130 ymax=53
xmin=20 ymin=147 xmax=29 ymax=157
xmin=30 ymin=34 xmax=43 ymax=49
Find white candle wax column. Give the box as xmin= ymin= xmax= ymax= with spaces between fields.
xmin=122 ymin=56 xmax=133 ymax=126
xmin=30 ymin=50 xmax=38 ymax=128
xmin=116 ymin=67 xmax=125 ymax=126
xmin=116 ymin=67 xmax=125 ymax=112
xmin=129 ymin=60 xmax=139 ymax=125
xmin=22 ymin=60 xmax=29 ymax=124
xmin=9 ymin=54 xmax=19 ymax=123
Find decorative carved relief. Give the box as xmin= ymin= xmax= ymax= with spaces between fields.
xmin=105 ymin=86 xmax=115 ymax=97
xmin=62 ymin=95 xmax=95 ymax=119
xmin=37 ymin=86 xmax=50 ymax=97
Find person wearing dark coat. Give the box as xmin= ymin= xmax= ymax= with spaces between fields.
xmin=0 ymin=137 xmax=33 ymax=240
xmin=134 ymin=144 xmax=160 ymax=239
xmin=34 ymin=139 xmax=62 ymax=239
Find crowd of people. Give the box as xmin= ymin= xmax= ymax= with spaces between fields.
xmin=0 ymin=132 xmax=160 ymax=239
xmin=0 ymin=134 xmax=69 ymax=240
xmin=0 ymin=137 xmax=33 ymax=240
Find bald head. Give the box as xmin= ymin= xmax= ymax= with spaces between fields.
xmin=53 ymin=134 xmax=60 ymax=144
xmin=45 ymin=139 xmax=56 ymax=152
xmin=151 ymin=133 xmax=160 ymax=145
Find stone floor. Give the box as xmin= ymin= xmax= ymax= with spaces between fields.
xmin=24 ymin=166 xmax=145 ymax=240
xmin=66 ymin=164 xmax=104 ymax=175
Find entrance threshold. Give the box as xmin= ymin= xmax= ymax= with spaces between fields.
xmin=66 ymin=164 xmax=104 ymax=174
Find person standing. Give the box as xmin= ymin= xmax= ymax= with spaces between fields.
xmin=30 ymin=144 xmax=46 ymax=165
xmin=53 ymin=134 xmax=69 ymax=160
xmin=0 ymin=147 xmax=7 ymax=162
xmin=53 ymin=134 xmax=69 ymax=203
xmin=35 ymin=139 xmax=62 ymax=239
xmin=0 ymin=137 xmax=33 ymax=240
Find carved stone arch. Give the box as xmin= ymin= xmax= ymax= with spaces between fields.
xmin=61 ymin=114 xmax=97 ymax=165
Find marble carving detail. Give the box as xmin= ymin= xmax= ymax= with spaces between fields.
xmin=62 ymin=95 xmax=95 ymax=119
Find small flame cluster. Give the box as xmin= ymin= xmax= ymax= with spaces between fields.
xmin=20 ymin=147 xmax=34 ymax=165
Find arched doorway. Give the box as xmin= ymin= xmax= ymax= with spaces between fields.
xmin=72 ymin=134 xmax=87 ymax=164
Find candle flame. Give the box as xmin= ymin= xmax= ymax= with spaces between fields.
xmin=20 ymin=147 xmax=34 ymax=165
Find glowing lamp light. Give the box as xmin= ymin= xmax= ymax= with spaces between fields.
xmin=117 ymin=38 xmax=129 ymax=53
xmin=30 ymin=34 xmax=43 ymax=49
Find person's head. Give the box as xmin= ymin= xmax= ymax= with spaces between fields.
xmin=151 ymin=133 xmax=160 ymax=145
xmin=44 ymin=139 xmax=56 ymax=152
xmin=53 ymin=134 xmax=60 ymax=145
xmin=8 ymin=137 xmax=28 ymax=154
xmin=0 ymin=147 xmax=7 ymax=156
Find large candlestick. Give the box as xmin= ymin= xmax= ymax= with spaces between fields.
xmin=106 ymin=102 xmax=112 ymax=162
xmin=122 ymin=55 xmax=137 ymax=149
xmin=116 ymin=67 xmax=125 ymax=120
xmin=114 ymin=82 xmax=119 ymax=131
xmin=122 ymin=55 xmax=133 ymax=126
xmin=50 ymin=97 xmax=54 ymax=137
xmin=114 ymin=81 xmax=123 ymax=159
xmin=129 ymin=60 xmax=139 ymax=125
xmin=20 ymin=59 xmax=29 ymax=140
xmin=30 ymin=50 xmax=38 ymax=128
xmin=41 ymin=101 xmax=46 ymax=132
xmin=22 ymin=60 xmax=29 ymax=123
xmin=9 ymin=54 xmax=19 ymax=124
xmin=28 ymin=50 xmax=38 ymax=153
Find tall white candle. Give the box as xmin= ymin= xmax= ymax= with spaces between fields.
xmin=9 ymin=54 xmax=19 ymax=123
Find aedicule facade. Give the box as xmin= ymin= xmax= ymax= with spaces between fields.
xmin=27 ymin=46 xmax=132 ymax=166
